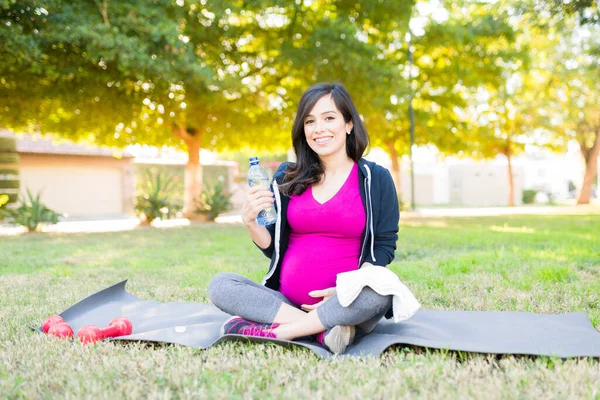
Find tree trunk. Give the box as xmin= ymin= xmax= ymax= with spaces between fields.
xmin=385 ymin=139 xmax=402 ymax=199
xmin=577 ymin=128 xmax=600 ymax=205
xmin=506 ymin=150 xmax=515 ymax=207
xmin=96 ymin=0 xmax=110 ymax=25
xmin=172 ymin=124 xmax=203 ymax=217
xmin=185 ymin=136 xmax=203 ymax=217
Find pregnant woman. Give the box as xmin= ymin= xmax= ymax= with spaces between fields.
xmin=209 ymin=81 xmax=399 ymax=354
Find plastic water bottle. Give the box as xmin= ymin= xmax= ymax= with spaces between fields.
xmin=247 ymin=157 xmax=277 ymax=226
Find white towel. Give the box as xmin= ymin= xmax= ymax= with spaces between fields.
xmin=336 ymin=266 xmax=421 ymax=323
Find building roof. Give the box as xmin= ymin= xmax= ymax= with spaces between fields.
xmin=1 ymin=131 xmax=133 ymax=158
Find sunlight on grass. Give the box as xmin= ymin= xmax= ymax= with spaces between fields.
xmin=535 ymin=265 xmax=578 ymax=283
xmin=151 ymin=219 xmax=191 ymax=228
xmin=401 ymin=219 xmax=449 ymax=228
xmin=490 ymin=224 xmax=536 ymax=233
xmin=528 ymin=248 xmax=569 ymax=263
xmin=0 ymin=217 xmax=213 ymax=236
xmin=50 ymin=266 xmax=73 ymax=278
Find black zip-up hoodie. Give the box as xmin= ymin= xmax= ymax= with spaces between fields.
xmin=256 ymin=158 xmax=400 ymax=319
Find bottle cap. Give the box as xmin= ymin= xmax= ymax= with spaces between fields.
xmin=249 ymin=157 xmax=259 ymax=165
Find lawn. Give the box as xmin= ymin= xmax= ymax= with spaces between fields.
xmin=1 ymin=214 xmax=599 ymax=398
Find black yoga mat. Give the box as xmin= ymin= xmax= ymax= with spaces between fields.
xmin=41 ymin=280 xmax=600 ymax=359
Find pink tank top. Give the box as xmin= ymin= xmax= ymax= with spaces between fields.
xmin=279 ymin=163 xmax=366 ymax=306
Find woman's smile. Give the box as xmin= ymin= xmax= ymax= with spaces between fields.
xmin=314 ymin=136 xmax=333 ymax=145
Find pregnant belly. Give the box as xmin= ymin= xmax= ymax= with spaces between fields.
xmin=279 ymin=236 xmax=360 ymax=306
xmin=280 ymin=273 xmax=338 ymax=307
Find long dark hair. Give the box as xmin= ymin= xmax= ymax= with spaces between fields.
xmin=280 ymin=82 xmax=369 ymax=196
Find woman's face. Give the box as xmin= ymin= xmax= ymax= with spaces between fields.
xmin=303 ymin=94 xmax=353 ymax=161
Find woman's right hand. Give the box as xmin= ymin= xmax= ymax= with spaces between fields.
xmin=242 ymin=185 xmax=275 ymax=226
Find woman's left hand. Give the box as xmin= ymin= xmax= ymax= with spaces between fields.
xmin=301 ymin=287 xmax=336 ymax=312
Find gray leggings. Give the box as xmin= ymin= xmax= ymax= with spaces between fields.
xmin=208 ymin=272 xmax=392 ymax=333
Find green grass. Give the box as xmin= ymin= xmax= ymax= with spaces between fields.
xmin=1 ymin=214 xmax=599 ymax=398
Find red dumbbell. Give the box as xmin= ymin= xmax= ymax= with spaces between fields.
xmin=48 ymin=323 xmax=74 ymax=339
xmin=42 ymin=315 xmax=74 ymax=339
xmin=77 ymin=317 xmax=133 ymax=345
xmin=42 ymin=315 xmax=65 ymax=333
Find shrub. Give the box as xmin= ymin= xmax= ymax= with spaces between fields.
xmin=0 ymin=135 xmax=20 ymax=209
xmin=0 ymin=153 xmax=19 ymax=165
xmin=0 ymin=179 xmax=20 ymax=189
xmin=0 ymin=136 xmax=17 ymax=152
xmin=522 ymin=189 xmax=537 ymax=204
xmin=195 ymin=181 xmax=232 ymax=221
xmin=0 ymin=193 xmax=8 ymax=220
xmin=398 ymin=197 xmax=412 ymax=212
xmin=134 ymin=171 xmax=181 ymax=224
xmin=7 ymin=189 xmax=61 ymax=232
xmin=135 ymin=164 xmax=184 ymax=201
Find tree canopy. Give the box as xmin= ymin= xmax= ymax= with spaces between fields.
xmin=0 ymin=0 xmax=413 ymax=211
xmin=0 ymin=0 xmax=598 ymax=207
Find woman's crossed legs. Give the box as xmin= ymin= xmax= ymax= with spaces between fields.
xmin=208 ymin=272 xmax=392 ymax=341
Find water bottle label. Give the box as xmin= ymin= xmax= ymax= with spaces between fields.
xmin=257 ymin=206 xmax=277 ymax=226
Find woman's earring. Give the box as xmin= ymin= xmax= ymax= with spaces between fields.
xmin=347 ymin=131 xmax=351 ymax=135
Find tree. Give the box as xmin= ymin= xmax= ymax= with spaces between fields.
xmin=454 ymin=10 xmax=549 ymax=207
xmin=461 ymin=81 xmax=538 ymax=207
xmin=369 ymin=0 xmax=519 ymax=201
xmin=1 ymin=0 xmax=214 ymax=215
xmin=0 ymin=0 xmax=413 ymax=215
xmin=523 ymin=0 xmax=600 ymax=204
xmin=543 ymin=28 xmax=600 ymax=204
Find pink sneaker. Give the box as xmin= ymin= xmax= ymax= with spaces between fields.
xmin=220 ymin=316 xmax=279 ymax=338
xmin=316 ymin=325 xmax=356 ymax=354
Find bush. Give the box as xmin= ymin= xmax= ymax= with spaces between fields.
xmin=134 ymin=171 xmax=181 ymax=224
xmin=0 ymin=136 xmax=20 ymax=208
xmin=135 ymin=164 xmax=184 ymax=202
xmin=5 ymin=193 xmax=17 ymax=203
xmin=522 ymin=189 xmax=537 ymax=204
xmin=0 ymin=153 xmax=19 ymax=165
xmin=398 ymin=197 xmax=412 ymax=212
xmin=0 ymin=180 xmax=20 ymax=189
xmin=195 ymin=181 xmax=232 ymax=221
xmin=0 ymin=193 xmax=8 ymax=220
xmin=7 ymin=189 xmax=61 ymax=232
xmin=0 ymin=136 xmax=17 ymax=152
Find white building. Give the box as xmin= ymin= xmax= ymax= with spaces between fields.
xmin=366 ymin=145 xmax=596 ymax=207
xmin=393 ymin=161 xmax=524 ymax=207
